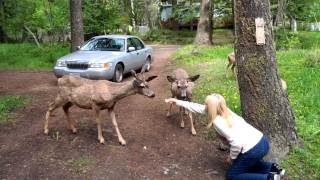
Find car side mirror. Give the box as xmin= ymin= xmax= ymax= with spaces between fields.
xmin=128 ymin=46 xmax=135 ymax=52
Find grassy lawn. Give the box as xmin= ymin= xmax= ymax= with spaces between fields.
xmin=171 ymin=32 xmax=320 ymax=179
xmin=140 ymin=28 xmax=233 ymax=45
xmin=0 ymin=96 xmax=27 ymax=123
xmin=0 ymin=43 xmax=69 ymax=70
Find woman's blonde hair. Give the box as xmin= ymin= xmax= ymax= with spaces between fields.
xmin=205 ymin=93 xmax=232 ymax=128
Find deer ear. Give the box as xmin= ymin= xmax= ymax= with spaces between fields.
xmin=146 ymin=75 xmax=157 ymax=82
xmin=131 ymin=70 xmax=137 ymax=78
xmin=167 ymin=76 xmax=175 ymax=82
xmin=188 ymin=74 xmax=200 ymax=82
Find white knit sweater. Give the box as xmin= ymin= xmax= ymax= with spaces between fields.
xmin=175 ymin=100 xmax=263 ymax=159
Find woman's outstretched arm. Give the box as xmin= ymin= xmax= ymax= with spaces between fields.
xmin=165 ymin=98 xmax=207 ymax=114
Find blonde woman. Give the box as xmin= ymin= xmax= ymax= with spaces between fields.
xmin=165 ymin=93 xmax=285 ymax=180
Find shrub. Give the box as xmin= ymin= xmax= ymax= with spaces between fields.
xmin=304 ymin=49 xmax=320 ymax=67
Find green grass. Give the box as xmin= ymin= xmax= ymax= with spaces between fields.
xmin=0 ymin=43 xmax=69 ymax=70
xmin=0 ymin=96 xmax=27 ymax=123
xmin=67 ymin=155 xmax=96 ymax=174
xmin=139 ymin=28 xmax=233 ymax=45
xmin=172 ymin=32 xmax=320 ymax=179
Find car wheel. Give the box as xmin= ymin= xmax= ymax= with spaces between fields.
xmin=112 ymin=63 xmax=124 ymax=82
xmin=143 ymin=57 xmax=151 ymax=72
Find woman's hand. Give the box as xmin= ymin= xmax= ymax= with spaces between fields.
xmin=226 ymin=156 xmax=233 ymax=165
xmin=165 ymin=98 xmax=178 ymax=105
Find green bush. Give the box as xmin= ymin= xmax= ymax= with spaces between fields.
xmin=304 ymin=49 xmax=320 ymax=67
xmin=275 ymin=28 xmax=302 ymax=50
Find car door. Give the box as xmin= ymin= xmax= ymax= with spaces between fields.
xmin=131 ymin=38 xmax=146 ymax=68
xmin=126 ymin=38 xmax=140 ymax=70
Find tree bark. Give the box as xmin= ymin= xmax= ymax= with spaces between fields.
xmin=234 ymin=0 xmax=298 ymax=162
xmin=0 ymin=0 xmax=6 ymax=42
xmin=194 ymin=0 xmax=213 ymax=45
xmin=290 ymin=16 xmax=297 ymax=32
xmin=70 ymin=0 xmax=84 ymax=52
xmin=144 ymin=0 xmax=152 ymax=29
xmin=130 ymin=0 xmax=136 ymax=29
xmin=274 ymin=0 xmax=286 ymax=26
xmin=24 ymin=25 xmax=41 ymax=48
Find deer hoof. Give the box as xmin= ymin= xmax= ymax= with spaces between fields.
xmin=71 ymin=128 xmax=77 ymax=134
xmin=119 ymin=139 xmax=126 ymax=146
xmin=99 ymin=138 xmax=105 ymax=144
xmin=191 ymin=129 xmax=197 ymax=135
xmin=44 ymin=129 xmax=49 ymax=135
xmin=180 ymin=123 xmax=185 ymax=128
xmin=166 ymin=112 xmax=171 ymax=117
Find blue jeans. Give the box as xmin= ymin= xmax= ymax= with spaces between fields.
xmin=226 ymin=136 xmax=272 ymax=180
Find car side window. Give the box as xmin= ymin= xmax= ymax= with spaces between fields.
xmin=127 ymin=38 xmax=136 ymax=51
xmin=132 ymin=38 xmax=145 ymax=50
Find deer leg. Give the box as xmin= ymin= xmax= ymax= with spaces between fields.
xmin=188 ymin=111 xmax=196 ymax=135
xmin=92 ymin=106 xmax=104 ymax=144
xmin=109 ymin=109 xmax=126 ymax=145
xmin=231 ymin=65 xmax=236 ymax=75
xmin=180 ymin=107 xmax=184 ymax=128
xmin=166 ymin=95 xmax=175 ymax=117
xmin=44 ymin=95 xmax=66 ymax=135
xmin=63 ymin=102 xmax=77 ymax=133
xmin=227 ymin=62 xmax=232 ymax=69
xmin=166 ymin=103 xmax=173 ymax=117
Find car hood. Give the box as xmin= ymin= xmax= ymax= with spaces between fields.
xmin=59 ymin=50 xmax=124 ymax=62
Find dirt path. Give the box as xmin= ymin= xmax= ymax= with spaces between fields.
xmin=0 ymin=45 xmax=227 ymax=180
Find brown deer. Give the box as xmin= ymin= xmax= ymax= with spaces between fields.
xmin=226 ymin=52 xmax=287 ymax=91
xmin=227 ymin=52 xmax=236 ymax=74
xmin=44 ymin=69 xmax=157 ymax=145
xmin=167 ymin=68 xmax=200 ymax=135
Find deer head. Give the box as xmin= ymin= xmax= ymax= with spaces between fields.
xmin=167 ymin=74 xmax=200 ymax=100
xmin=131 ymin=70 xmax=157 ymax=98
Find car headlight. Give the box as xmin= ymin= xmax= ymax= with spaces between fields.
xmin=56 ymin=61 xmax=66 ymax=67
xmin=89 ymin=62 xmax=112 ymax=69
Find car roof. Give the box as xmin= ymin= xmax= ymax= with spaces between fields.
xmin=93 ymin=35 xmax=139 ymax=39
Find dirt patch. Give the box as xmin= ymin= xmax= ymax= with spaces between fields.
xmin=0 ymin=45 xmax=227 ymax=180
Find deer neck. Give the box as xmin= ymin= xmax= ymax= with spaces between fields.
xmin=111 ymin=80 xmax=137 ymax=101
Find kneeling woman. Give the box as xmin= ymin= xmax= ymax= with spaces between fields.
xmin=165 ymin=93 xmax=285 ymax=180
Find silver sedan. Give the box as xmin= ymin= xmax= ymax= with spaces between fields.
xmin=54 ymin=35 xmax=153 ymax=82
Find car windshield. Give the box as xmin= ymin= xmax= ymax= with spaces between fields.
xmin=80 ymin=38 xmax=125 ymax=51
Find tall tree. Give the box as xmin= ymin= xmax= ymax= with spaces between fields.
xmin=234 ymin=0 xmax=298 ymax=161
xmin=194 ymin=0 xmax=213 ymax=45
xmin=70 ymin=0 xmax=84 ymax=52
xmin=274 ymin=0 xmax=287 ymax=26
xmin=144 ymin=0 xmax=152 ymax=29
xmin=0 ymin=0 xmax=6 ymax=42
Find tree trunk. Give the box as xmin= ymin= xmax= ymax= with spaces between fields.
xmin=24 ymin=25 xmax=41 ymax=48
xmin=130 ymin=0 xmax=136 ymax=29
xmin=0 ymin=0 xmax=6 ymax=42
xmin=194 ymin=0 xmax=213 ymax=45
xmin=234 ymin=0 xmax=298 ymax=162
xmin=144 ymin=0 xmax=152 ymax=29
xmin=290 ymin=16 xmax=297 ymax=33
xmin=70 ymin=0 xmax=84 ymax=52
xmin=274 ymin=0 xmax=286 ymax=26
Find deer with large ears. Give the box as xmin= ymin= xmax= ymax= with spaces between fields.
xmin=166 ymin=68 xmax=200 ymax=135
xmin=44 ymin=67 xmax=157 ymax=145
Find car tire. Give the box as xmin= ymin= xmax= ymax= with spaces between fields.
xmin=112 ymin=63 xmax=124 ymax=82
xmin=143 ymin=57 xmax=151 ymax=72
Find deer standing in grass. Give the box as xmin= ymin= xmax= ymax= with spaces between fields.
xmin=44 ymin=69 xmax=157 ymax=145
xmin=227 ymin=52 xmax=236 ymax=75
xmin=167 ymin=68 xmax=200 ymax=135
xmin=226 ymin=52 xmax=287 ymax=91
